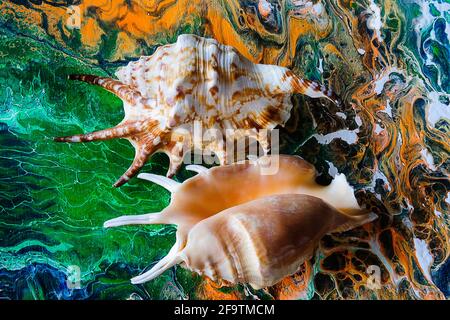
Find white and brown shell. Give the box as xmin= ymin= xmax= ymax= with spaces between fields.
xmin=55 ymin=34 xmax=339 ymax=187
xmin=104 ymin=155 xmax=376 ymax=288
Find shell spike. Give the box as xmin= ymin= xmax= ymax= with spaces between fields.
xmin=166 ymin=157 xmax=184 ymax=178
xmin=137 ymin=173 xmax=180 ymax=192
xmin=332 ymin=210 xmax=378 ymax=233
xmin=131 ymin=249 xmax=183 ymax=284
xmin=54 ymin=123 xmax=142 ymax=143
xmin=113 ymin=148 xmax=152 ymax=187
xmin=290 ymin=74 xmax=341 ymax=106
xmin=69 ymin=74 xmax=144 ymax=105
xmin=103 ymin=212 xmax=164 ymax=228
xmin=185 ymin=164 xmax=208 ymax=174
xmin=133 ymin=231 xmax=186 ymax=284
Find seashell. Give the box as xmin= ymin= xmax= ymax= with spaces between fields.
xmin=54 ymin=34 xmax=339 ymax=187
xmin=104 ymin=155 xmax=376 ymax=287
xmin=154 ymin=194 xmax=375 ymax=289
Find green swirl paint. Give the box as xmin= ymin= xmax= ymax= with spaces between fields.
xmin=0 ymin=0 xmax=448 ymax=299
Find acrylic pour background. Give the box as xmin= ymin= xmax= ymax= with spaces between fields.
xmin=0 ymin=0 xmax=449 ymax=300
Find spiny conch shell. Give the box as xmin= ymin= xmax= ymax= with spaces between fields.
xmin=103 ymin=155 xmax=376 ymax=287
xmin=54 ymin=34 xmax=339 ymax=187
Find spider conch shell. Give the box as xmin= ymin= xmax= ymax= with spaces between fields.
xmin=55 ymin=34 xmax=339 ymax=187
xmin=104 ymin=155 xmax=376 ymax=287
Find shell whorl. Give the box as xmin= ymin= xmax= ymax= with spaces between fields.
xmin=55 ymin=34 xmax=340 ymax=186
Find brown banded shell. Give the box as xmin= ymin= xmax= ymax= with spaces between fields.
xmin=55 ymin=34 xmax=339 ymax=186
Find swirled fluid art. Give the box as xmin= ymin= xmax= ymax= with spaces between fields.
xmin=0 ymin=0 xmax=448 ymax=299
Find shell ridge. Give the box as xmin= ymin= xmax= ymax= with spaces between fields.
xmin=225 ymin=214 xmax=265 ymax=286
xmin=214 ymin=217 xmax=243 ymax=284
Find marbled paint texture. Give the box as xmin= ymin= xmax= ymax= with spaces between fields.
xmin=0 ymin=0 xmax=448 ymax=299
